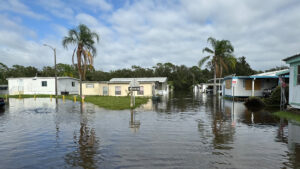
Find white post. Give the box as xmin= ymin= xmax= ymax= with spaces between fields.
xmin=133 ymin=90 xmax=135 ymax=106
xmin=130 ymin=90 xmax=133 ymax=108
xmin=252 ymin=78 xmax=255 ymax=97
xmin=219 ymin=79 xmax=221 ymax=96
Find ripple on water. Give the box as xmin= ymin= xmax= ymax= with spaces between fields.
xmin=0 ymin=97 xmax=299 ymax=169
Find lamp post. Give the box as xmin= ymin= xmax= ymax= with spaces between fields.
xmin=43 ymin=44 xmax=58 ymax=101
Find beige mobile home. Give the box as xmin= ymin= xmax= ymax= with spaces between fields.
xmin=82 ymin=81 xmax=109 ymax=96
xmin=109 ymin=77 xmax=168 ymax=96
xmin=108 ymin=81 xmax=155 ymax=97
xmin=81 ymin=77 xmax=168 ymax=97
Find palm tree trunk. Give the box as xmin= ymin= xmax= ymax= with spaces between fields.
xmin=213 ymin=66 xmax=217 ymax=95
xmin=80 ymin=74 xmax=82 ymax=98
xmin=77 ymin=44 xmax=83 ymax=98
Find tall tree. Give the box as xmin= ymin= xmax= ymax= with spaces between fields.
xmin=199 ymin=37 xmax=235 ymax=95
xmin=0 ymin=62 xmax=8 ymax=84
xmin=234 ymin=56 xmax=256 ymax=76
xmin=62 ymin=24 xmax=99 ymax=98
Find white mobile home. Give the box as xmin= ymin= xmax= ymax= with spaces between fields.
xmin=283 ymin=54 xmax=300 ymax=109
xmin=222 ymin=70 xmax=288 ymax=97
xmin=7 ymin=77 xmax=79 ymax=95
xmin=0 ymin=85 xmax=8 ymax=95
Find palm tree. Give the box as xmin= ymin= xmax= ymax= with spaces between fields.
xmin=199 ymin=37 xmax=235 ymax=95
xmin=62 ymin=24 xmax=99 ymax=98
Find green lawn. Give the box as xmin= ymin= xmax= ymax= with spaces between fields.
xmin=273 ymin=111 xmax=300 ymax=123
xmin=0 ymin=94 xmax=150 ymax=110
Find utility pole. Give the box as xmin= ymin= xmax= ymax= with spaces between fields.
xmin=43 ymin=44 xmax=58 ymax=103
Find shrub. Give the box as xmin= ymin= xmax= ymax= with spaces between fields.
xmin=264 ymin=85 xmax=289 ymax=106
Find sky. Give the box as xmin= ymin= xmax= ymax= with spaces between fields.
xmin=0 ymin=0 xmax=299 ymax=72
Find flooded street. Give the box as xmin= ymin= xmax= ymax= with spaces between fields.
xmin=0 ymin=92 xmax=300 ymax=169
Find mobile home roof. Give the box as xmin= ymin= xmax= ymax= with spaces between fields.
xmin=6 ymin=76 xmax=79 ymax=81
xmin=110 ymin=77 xmax=167 ymax=83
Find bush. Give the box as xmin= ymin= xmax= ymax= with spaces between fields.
xmin=263 ymin=86 xmax=289 ymax=106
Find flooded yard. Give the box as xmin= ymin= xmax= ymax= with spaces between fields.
xmin=0 ymin=92 xmax=300 ymax=169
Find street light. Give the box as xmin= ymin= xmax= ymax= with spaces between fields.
xmin=43 ymin=44 xmax=58 ymax=101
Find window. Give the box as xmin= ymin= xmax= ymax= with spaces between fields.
xmin=298 ymin=65 xmax=300 ymax=85
xmin=225 ymin=80 xmax=231 ymax=89
xmin=245 ymin=79 xmax=261 ymax=90
xmin=0 ymin=86 xmax=7 ymax=90
xmin=103 ymin=86 xmax=108 ymax=95
xmin=115 ymin=86 xmax=121 ymax=95
xmin=86 ymin=84 xmax=94 ymax=88
xmin=41 ymin=81 xmax=47 ymax=87
xmin=72 ymin=82 xmax=75 ymax=87
xmin=138 ymin=86 xmax=144 ymax=95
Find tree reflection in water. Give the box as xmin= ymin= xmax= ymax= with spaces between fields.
xmin=64 ymin=104 xmax=100 ymax=169
xmin=211 ymin=96 xmax=235 ymax=149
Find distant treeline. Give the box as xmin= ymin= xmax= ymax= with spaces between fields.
xmin=0 ymin=57 xmax=288 ymax=90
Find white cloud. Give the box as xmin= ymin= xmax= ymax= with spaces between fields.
xmin=36 ymin=0 xmax=74 ymax=20
xmin=0 ymin=0 xmax=48 ymax=20
xmin=84 ymin=0 xmax=113 ymax=11
xmin=75 ymin=13 xmax=99 ymax=27
xmin=1 ymin=0 xmax=300 ymax=72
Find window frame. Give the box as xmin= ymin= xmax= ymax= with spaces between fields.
xmin=86 ymin=83 xmax=94 ymax=88
xmin=297 ymin=65 xmax=300 ymax=85
xmin=41 ymin=81 xmax=47 ymax=87
xmin=138 ymin=86 xmax=144 ymax=95
xmin=72 ymin=81 xmax=75 ymax=87
xmin=115 ymin=86 xmax=121 ymax=95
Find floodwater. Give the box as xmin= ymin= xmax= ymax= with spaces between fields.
xmin=0 ymin=92 xmax=300 ymax=169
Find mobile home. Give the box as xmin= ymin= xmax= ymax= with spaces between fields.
xmin=222 ymin=70 xmax=288 ymax=97
xmin=82 ymin=81 xmax=109 ymax=96
xmin=109 ymin=77 xmax=168 ymax=96
xmin=7 ymin=77 xmax=79 ymax=95
xmin=0 ymin=85 xmax=8 ymax=95
xmin=283 ymin=54 xmax=300 ymax=109
xmin=81 ymin=77 xmax=168 ymax=97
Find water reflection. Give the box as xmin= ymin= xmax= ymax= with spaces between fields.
xmin=1 ymin=95 xmax=300 ymax=168
xmin=287 ymin=121 xmax=300 ymax=169
xmin=64 ymin=104 xmax=100 ymax=169
xmin=129 ymin=109 xmax=140 ymax=132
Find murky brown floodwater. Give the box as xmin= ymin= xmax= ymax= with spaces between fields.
xmin=0 ymin=92 xmax=300 ymax=169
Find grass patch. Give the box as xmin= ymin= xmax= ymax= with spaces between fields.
xmin=84 ymin=96 xmax=149 ymax=110
xmin=0 ymin=94 xmax=150 ymax=110
xmin=273 ymin=111 xmax=300 ymax=123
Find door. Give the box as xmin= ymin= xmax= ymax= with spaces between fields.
xmin=103 ymin=86 xmax=108 ymax=96
xmin=18 ymin=79 xmax=24 ymax=94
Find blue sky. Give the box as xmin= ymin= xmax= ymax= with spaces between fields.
xmin=0 ymin=0 xmax=300 ymax=71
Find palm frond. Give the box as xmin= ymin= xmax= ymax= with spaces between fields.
xmin=207 ymin=37 xmax=217 ymax=49
xmin=91 ymin=32 xmax=100 ymax=42
xmin=202 ymin=47 xmax=214 ymax=54
xmin=72 ymin=47 xmax=77 ymax=66
xmin=225 ymin=55 xmax=237 ymax=69
xmin=69 ymin=29 xmax=79 ymax=40
xmin=62 ymin=37 xmax=76 ymax=49
xmin=198 ymin=56 xmax=210 ymax=68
